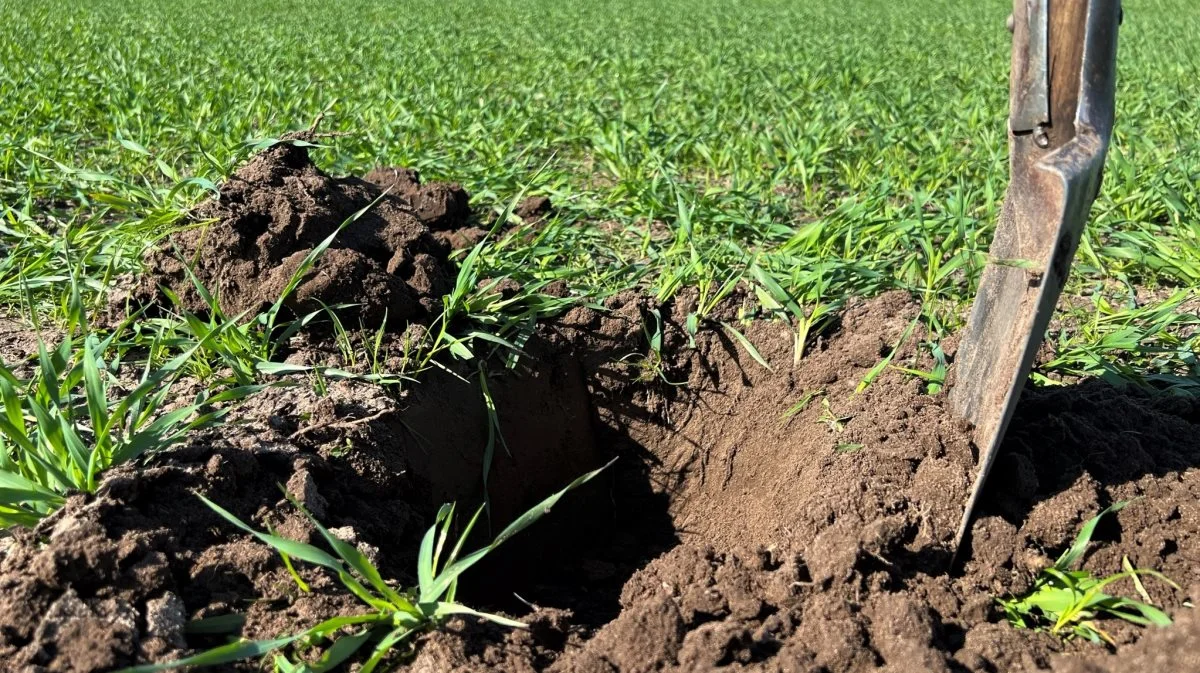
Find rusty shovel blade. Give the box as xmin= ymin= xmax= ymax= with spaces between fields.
xmin=950 ymin=0 xmax=1121 ymax=556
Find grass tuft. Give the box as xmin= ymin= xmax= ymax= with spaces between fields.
xmin=998 ymin=501 xmax=1181 ymax=645
xmin=115 ymin=459 xmax=615 ymax=673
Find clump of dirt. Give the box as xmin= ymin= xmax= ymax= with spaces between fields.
xmin=135 ymin=138 xmax=479 ymax=328
xmin=514 ymin=195 xmax=554 ymax=225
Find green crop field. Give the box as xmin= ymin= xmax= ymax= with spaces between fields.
xmin=3 ymin=0 xmax=1197 ymax=385
xmin=0 ymin=0 xmax=1199 ymax=669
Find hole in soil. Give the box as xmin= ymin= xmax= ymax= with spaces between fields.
xmin=462 ymin=452 xmax=679 ymax=627
xmin=336 ymin=291 xmax=1200 ymax=672
xmin=1162 ymin=539 xmax=1179 ymax=557
xmin=6 ymin=140 xmax=1200 ymax=673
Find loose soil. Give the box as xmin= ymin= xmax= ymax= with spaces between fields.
xmin=5 ymin=153 xmax=1200 ymax=673
xmin=133 ymin=137 xmax=486 ymax=328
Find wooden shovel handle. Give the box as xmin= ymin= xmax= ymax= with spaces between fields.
xmin=1047 ymin=0 xmax=1091 ymax=148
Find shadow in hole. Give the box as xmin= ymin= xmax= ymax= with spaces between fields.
xmin=457 ymin=405 xmax=679 ymax=628
xmin=979 ymin=379 xmax=1200 ymax=516
xmin=445 ymin=327 xmax=681 ymax=627
xmin=451 ymin=299 xmax=839 ymax=626
xmin=469 ymin=313 xmax=799 ymax=624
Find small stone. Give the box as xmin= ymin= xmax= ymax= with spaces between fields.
xmin=144 ymin=592 xmax=186 ymax=650
xmin=284 ymin=469 xmax=327 ymax=519
xmin=328 ymin=526 xmax=358 ymax=544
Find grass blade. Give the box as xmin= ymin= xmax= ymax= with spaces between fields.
xmin=720 ymin=321 xmax=773 ymax=372
xmin=196 ymin=493 xmax=343 ymax=571
xmin=1056 ymin=501 xmax=1131 ymax=570
xmin=433 ymin=601 xmax=527 ymax=629
xmin=113 ymin=635 xmax=302 ymax=673
xmin=857 ymin=318 xmax=917 ymax=394
xmin=422 ymin=458 xmax=614 ymax=602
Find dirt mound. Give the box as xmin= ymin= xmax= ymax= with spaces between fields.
xmin=0 ymin=380 xmax=417 ymax=671
xmin=3 ymin=292 xmax=1200 ymax=672
xmin=135 ymin=140 xmax=479 ymax=327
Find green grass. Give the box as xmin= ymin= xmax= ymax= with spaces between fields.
xmin=998 ymin=501 xmax=1180 ymax=645
xmin=0 ymin=0 xmax=1195 ymax=665
xmin=0 ymin=280 xmax=261 ymax=526
xmin=116 ymin=461 xmax=613 ymax=673
xmin=3 ymin=0 xmax=1197 ymax=389
xmin=0 ymin=0 xmax=1193 ymax=540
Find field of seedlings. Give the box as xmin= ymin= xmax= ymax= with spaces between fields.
xmin=1 ymin=0 xmax=1199 ymax=671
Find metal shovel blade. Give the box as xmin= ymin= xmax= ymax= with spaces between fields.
xmin=950 ymin=0 xmax=1121 ymax=555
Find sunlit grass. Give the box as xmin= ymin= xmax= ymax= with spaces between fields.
xmin=0 ymin=0 xmax=1196 ymax=384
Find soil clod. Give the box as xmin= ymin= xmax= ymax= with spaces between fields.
xmin=136 ymin=143 xmax=478 ymax=328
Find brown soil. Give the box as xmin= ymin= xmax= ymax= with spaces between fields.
xmin=551 ymin=294 xmax=1200 ymax=673
xmin=3 ymin=290 xmax=1200 ymax=673
xmin=514 ymin=196 xmax=554 ymax=225
xmin=0 ymin=317 xmax=49 ymax=379
xmin=133 ymin=138 xmax=481 ymax=328
xmin=7 ymin=149 xmax=1200 ymax=672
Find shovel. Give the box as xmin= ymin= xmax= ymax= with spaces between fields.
xmin=951 ymin=0 xmax=1122 ymax=556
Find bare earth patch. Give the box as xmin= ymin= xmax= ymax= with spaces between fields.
xmin=2 ymin=290 xmax=1199 ymax=672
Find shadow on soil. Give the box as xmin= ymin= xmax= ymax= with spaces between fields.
xmin=977 ymin=378 xmax=1200 ymax=536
